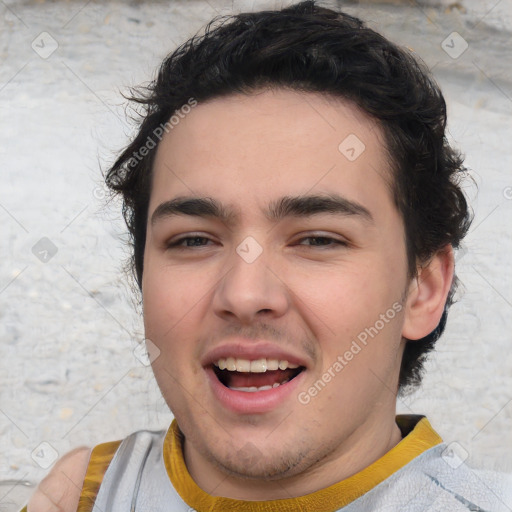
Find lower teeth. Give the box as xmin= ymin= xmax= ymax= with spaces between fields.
xmin=229 ymin=379 xmax=289 ymax=392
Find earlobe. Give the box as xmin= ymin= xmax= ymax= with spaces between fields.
xmin=401 ymin=245 xmax=454 ymax=341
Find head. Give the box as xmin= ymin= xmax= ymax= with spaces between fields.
xmin=105 ymin=0 xmax=471 ymax=488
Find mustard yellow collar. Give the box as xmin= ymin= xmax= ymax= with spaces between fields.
xmin=163 ymin=415 xmax=442 ymax=512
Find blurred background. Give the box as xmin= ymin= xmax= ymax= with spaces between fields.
xmin=1 ymin=0 xmax=511 ymax=510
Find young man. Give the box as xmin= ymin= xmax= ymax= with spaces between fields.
xmin=22 ymin=1 xmax=511 ymax=511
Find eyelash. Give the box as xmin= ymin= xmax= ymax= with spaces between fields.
xmin=166 ymin=235 xmax=348 ymax=250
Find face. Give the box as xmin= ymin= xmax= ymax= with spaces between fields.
xmin=142 ymin=88 xmax=410 ymax=484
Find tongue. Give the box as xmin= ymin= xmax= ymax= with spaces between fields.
xmin=225 ymin=369 xmax=297 ymax=388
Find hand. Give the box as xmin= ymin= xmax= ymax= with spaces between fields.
xmin=26 ymin=446 xmax=91 ymax=512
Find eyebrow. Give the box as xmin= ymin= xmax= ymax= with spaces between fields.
xmin=150 ymin=193 xmax=374 ymax=227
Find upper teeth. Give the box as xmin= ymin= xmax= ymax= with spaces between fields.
xmin=214 ymin=358 xmax=300 ymax=373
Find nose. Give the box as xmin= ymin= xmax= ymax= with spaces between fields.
xmin=212 ymin=238 xmax=290 ymax=325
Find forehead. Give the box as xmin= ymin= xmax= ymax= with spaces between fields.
xmin=149 ymin=88 xmax=394 ymax=221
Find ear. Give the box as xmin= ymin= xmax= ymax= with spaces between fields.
xmin=402 ymin=245 xmax=454 ymax=341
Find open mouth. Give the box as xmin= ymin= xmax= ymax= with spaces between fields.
xmin=212 ymin=364 xmax=305 ymax=392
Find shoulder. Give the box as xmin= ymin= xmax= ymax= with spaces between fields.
xmin=77 ymin=439 xmax=123 ymax=511
xmin=407 ymin=444 xmax=512 ymax=511
xmin=350 ymin=443 xmax=512 ymax=511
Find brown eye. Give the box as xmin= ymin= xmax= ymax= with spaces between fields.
xmin=297 ymin=236 xmax=347 ymax=248
xmin=167 ymin=236 xmax=212 ymax=249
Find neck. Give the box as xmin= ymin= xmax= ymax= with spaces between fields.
xmin=183 ymin=413 xmax=403 ymax=501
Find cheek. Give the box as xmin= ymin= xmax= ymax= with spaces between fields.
xmin=295 ymin=262 xmax=405 ymax=358
xmin=142 ymin=263 xmax=203 ymax=344
xmin=143 ymin=269 xmax=207 ymax=396
xmin=297 ymin=263 xmax=387 ymax=323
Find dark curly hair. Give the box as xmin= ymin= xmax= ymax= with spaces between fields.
xmin=105 ymin=0 xmax=472 ymax=393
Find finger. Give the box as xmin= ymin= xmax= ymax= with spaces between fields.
xmin=26 ymin=446 xmax=91 ymax=512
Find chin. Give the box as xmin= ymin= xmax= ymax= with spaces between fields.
xmin=209 ymin=442 xmax=308 ymax=481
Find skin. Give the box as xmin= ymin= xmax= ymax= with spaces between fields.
xmin=26 ymin=88 xmax=453 ymax=508
xmin=26 ymin=446 xmax=91 ymax=512
xmin=143 ymin=88 xmax=454 ymax=499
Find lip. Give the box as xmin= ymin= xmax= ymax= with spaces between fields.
xmin=201 ymin=339 xmax=309 ymax=369
xmin=205 ymin=364 xmax=306 ymax=414
xmin=201 ymin=339 xmax=309 ymax=414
